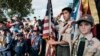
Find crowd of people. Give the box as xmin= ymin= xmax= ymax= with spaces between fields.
xmin=0 ymin=7 xmax=100 ymax=56
xmin=0 ymin=16 xmax=45 ymax=56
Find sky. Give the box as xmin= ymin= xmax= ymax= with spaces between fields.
xmin=28 ymin=0 xmax=73 ymax=20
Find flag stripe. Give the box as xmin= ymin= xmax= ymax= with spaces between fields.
xmin=43 ymin=27 xmax=49 ymax=30
xmin=43 ymin=0 xmax=56 ymax=56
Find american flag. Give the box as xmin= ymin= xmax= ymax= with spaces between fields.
xmin=43 ymin=0 xmax=56 ymax=39
xmin=43 ymin=0 xmax=56 ymax=56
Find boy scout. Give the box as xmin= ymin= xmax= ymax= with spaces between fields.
xmin=48 ymin=7 xmax=74 ymax=56
xmin=72 ymin=14 xmax=100 ymax=56
xmin=30 ymin=27 xmax=42 ymax=56
xmin=0 ymin=29 xmax=6 ymax=56
xmin=0 ymin=29 xmax=12 ymax=56
xmin=14 ymin=33 xmax=27 ymax=56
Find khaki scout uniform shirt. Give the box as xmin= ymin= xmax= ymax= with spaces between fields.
xmin=57 ymin=20 xmax=73 ymax=54
xmin=72 ymin=33 xmax=100 ymax=56
xmin=0 ymin=35 xmax=5 ymax=48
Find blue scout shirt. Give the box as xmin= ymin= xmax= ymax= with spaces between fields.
xmin=14 ymin=39 xmax=27 ymax=54
xmin=31 ymin=35 xmax=42 ymax=50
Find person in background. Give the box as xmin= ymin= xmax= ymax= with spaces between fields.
xmin=6 ymin=19 xmax=13 ymax=29
xmin=0 ymin=29 xmax=6 ymax=56
xmin=30 ymin=27 xmax=42 ymax=56
xmin=1 ymin=29 xmax=12 ymax=56
xmin=14 ymin=33 xmax=27 ymax=56
xmin=0 ymin=29 xmax=13 ymax=56
xmin=23 ymin=29 xmax=31 ymax=56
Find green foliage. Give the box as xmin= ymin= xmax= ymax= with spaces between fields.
xmin=0 ymin=17 xmax=7 ymax=24
xmin=0 ymin=0 xmax=32 ymax=17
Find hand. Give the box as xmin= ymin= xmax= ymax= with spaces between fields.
xmin=58 ymin=13 xmax=62 ymax=17
xmin=68 ymin=20 xmax=74 ymax=25
xmin=38 ymin=52 xmax=41 ymax=56
xmin=47 ymin=40 xmax=56 ymax=45
xmin=56 ymin=13 xmax=62 ymax=20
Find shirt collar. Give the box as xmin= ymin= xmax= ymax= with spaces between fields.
xmin=80 ymin=32 xmax=93 ymax=40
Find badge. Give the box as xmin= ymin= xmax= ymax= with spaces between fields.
xmin=88 ymin=40 xmax=94 ymax=47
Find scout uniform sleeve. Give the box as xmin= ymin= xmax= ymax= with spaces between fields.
xmin=92 ymin=38 xmax=100 ymax=56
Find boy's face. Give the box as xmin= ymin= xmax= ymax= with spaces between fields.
xmin=17 ymin=37 xmax=22 ymax=40
xmin=23 ymin=31 xmax=28 ymax=35
xmin=33 ymin=31 xmax=38 ymax=35
xmin=79 ymin=22 xmax=92 ymax=35
xmin=62 ymin=10 xmax=70 ymax=21
xmin=0 ymin=30 xmax=4 ymax=35
xmin=17 ymin=37 xmax=21 ymax=40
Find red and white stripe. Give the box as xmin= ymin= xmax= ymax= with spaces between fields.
xmin=43 ymin=16 xmax=56 ymax=56
xmin=43 ymin=16 xmax=50 ymax=38
xmin=43 ymin=0 xmax=56 ymax=56
xmin=43 ymin=16 xmax=56 ymax=39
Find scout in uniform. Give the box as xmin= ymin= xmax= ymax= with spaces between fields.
xmin=48 ymin=7 xmax=74 ymax=56
xmin=72 ymin=14 xmax=100 ymax=56
xmin=2 ymin=29 xmax=12 ymax=56
xmin=0 ymin=29 xmax=12 ymax=56
xmin=30 ymin=27 xmax=42 ymax=56
xmin=14 ymin=33 xmax=27 ymax=56
xmin=0 ymin=29 xmax=6 ymax=56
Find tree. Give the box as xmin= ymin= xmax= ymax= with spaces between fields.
xmin=0 ymin=0 xmax=32 ymax=17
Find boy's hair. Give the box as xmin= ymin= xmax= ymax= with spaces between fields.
xmin=62 ymin=7 xmax=72 ymax=13
xmin=24 ymin=29 xmax=30 ymax=33
xmin=17 ymin=33 xmax=23 ymax=37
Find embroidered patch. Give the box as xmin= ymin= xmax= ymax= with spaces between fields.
xmin=88 ymin=40 xmax=94 ymax=46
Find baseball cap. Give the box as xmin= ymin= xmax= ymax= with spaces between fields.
xmin=77 ymin=14 xmax=94 ymax=25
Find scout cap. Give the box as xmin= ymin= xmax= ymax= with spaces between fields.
xmin=77 ymin=14 xmax=94 ymax=26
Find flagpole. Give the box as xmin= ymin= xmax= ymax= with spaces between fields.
xmin=45 ymin=0 xmax=56 ymax=56
xmin=49 ymin=0 xmax=52 ymax=39
xmin=49 ymin=0 xmax=52 ymax=56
